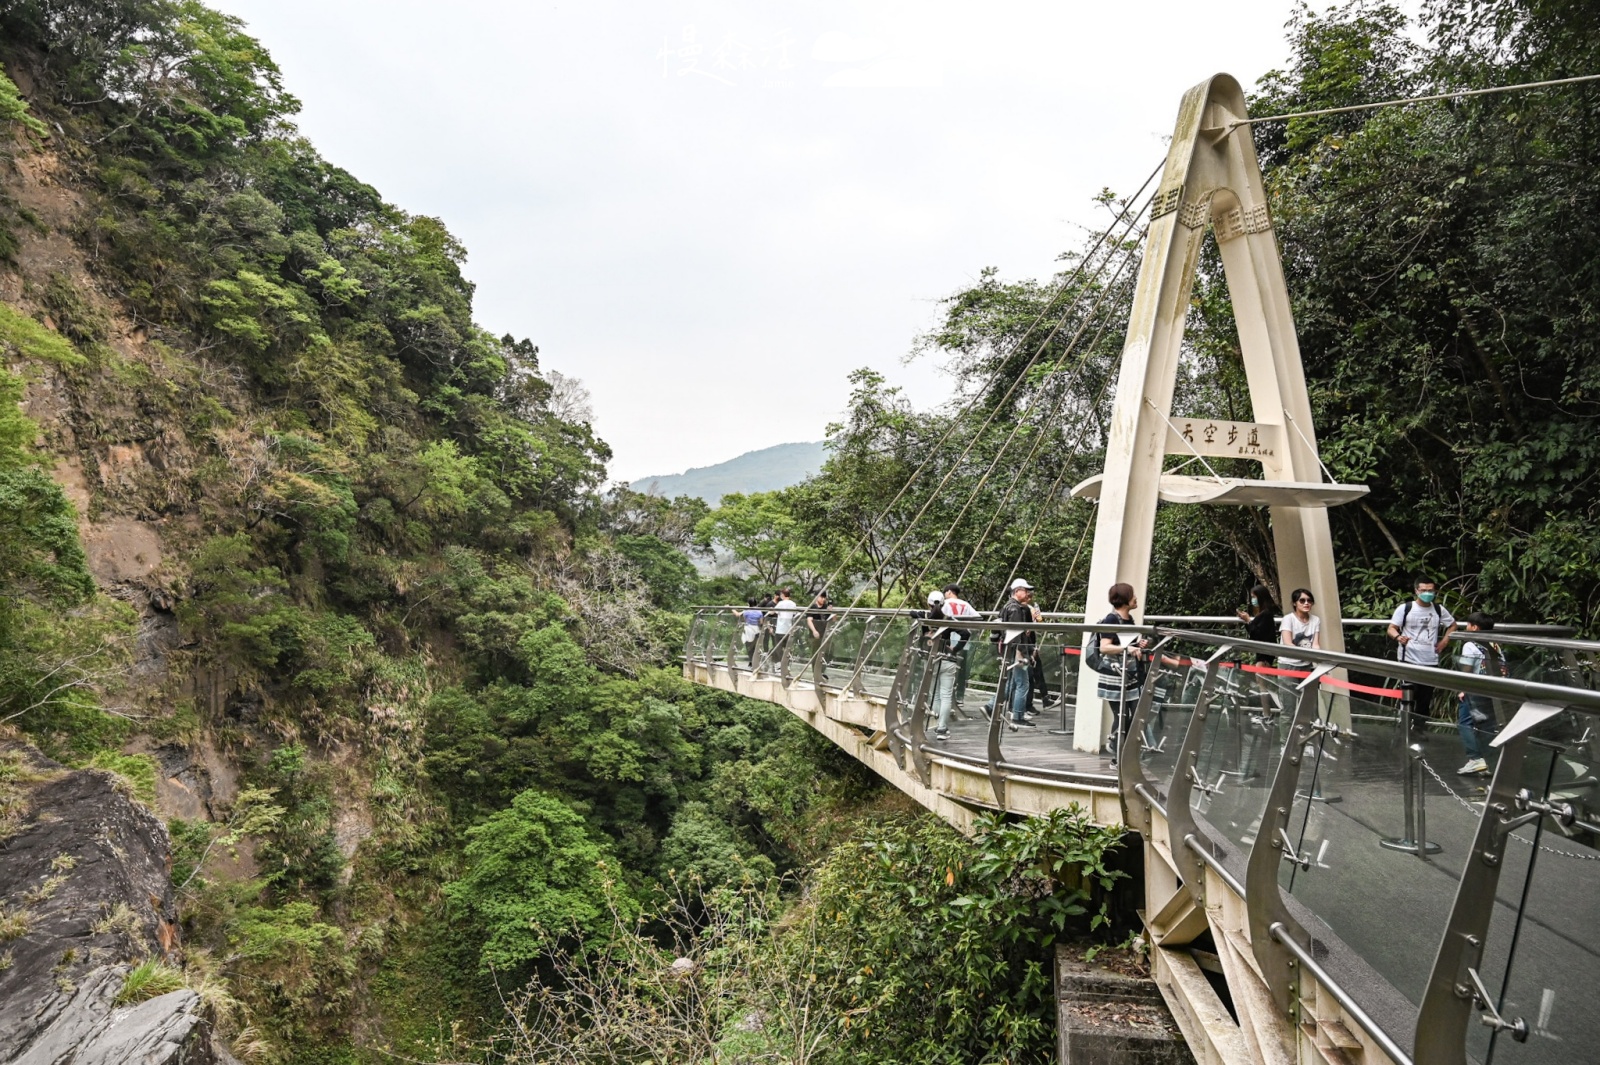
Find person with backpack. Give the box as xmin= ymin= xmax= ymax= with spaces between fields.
xmin=943 ymin=584 xmax=975 ymax=713
xmin=994 ymin=579 xmax=1041 ymax=731
xmin=1092 ymin=582 xmax=1149 ymax=766
xmin=1455 ymin=611 xmax=1503 ymax=775
xmin=913 ymin=590 xmax=966 ymax=741
xmin=1387 ymin=576 xmax=1457 ymax=729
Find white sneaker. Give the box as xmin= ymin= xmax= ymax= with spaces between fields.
xmin=1457 ymin=758 xmax=1488 ymax=775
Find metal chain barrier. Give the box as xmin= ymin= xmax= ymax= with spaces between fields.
xmin=1417 ymin=754 xmax=1600 ymax=861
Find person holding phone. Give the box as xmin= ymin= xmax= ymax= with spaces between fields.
xmin=1098 ymin=582 xmax=1149 ymax=766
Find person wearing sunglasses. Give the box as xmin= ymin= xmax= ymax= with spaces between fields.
xmin=1279 ymin=589 xmax=1321 ymax=669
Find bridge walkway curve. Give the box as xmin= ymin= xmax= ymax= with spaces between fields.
xmin=683 ymin=607 xmax=1600 ymax=1065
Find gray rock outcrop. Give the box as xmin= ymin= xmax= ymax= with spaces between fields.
xmin=0 ymin=744 xmax=222 ymax=1064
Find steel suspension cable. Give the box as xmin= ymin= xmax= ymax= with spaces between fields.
xmin=839 ymin=177 xmax=1160 ymax=610
xmin=1051 ymin=519 xmax=1094 ymax=614
xmin=1230 ymin=72 xmax=1600 ymax=131
xmin=951 ymin=229 xmax=1144 ymax=595
xmin=989 ymin=305 xmax=1128 ymax=608
xmin=812 ymin=161 xmax=1165 ymax=605
xmin=827 ymin=184 xmax=1159 ymax=686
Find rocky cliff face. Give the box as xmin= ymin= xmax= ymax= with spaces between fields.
xmin=0 ymin=744 xmax=226 ymax=1064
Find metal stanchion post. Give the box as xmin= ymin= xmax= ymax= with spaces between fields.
xmin=1381 ymin=739 xmax=1441 ymax=855
xmin=1048 ymin=646 xmax=1074 ymax=736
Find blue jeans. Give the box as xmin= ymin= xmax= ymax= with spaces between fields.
xmin=1004 ymin=655 xmax=1031 ymax=722
xmin=1458 ymin=694 xmax=1497 ymax=759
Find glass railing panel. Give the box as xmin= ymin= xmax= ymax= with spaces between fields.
xmin=1499 ymin=645 xmax=1600 ymax=693
xmin=1466 ymin=710 xmax=1600 ymax=1065
xmin=852 ymin=617 xmax=909 ymax=700
xmin=1036 ymin=633 xmax=1078 ymax=735
xmin=1277 ymin=688 xmax=1483 ymax=1014
xmin=817 ymin=613 xmax=870 ymax=687
xmin=1130 ymin=651 xmax=1197 ymax=800
xmin=685 ymin=611 xmax=710 ymax=661
xmin=1187 ymin=662 xmax=1290 ymax=865
xmin=786 ymin=623 xmax=826 ymax=686
xmin=964 ymin=637 xmax=1003 ymax=717
xmin=986 ymin=633 xmax=1060 ymax=770
xmin=714 ymin=611 xmax=749 ymax=671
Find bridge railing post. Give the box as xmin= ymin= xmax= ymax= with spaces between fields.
xmin=1412 ymin=703 xmax=1552 ymax=1065
xmin=1244 ymin=665 xmax=1333 ymax=1016
xmin=1165 ymin=646 xmax=1236 ymax=905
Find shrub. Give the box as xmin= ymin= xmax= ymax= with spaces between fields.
xmin=116 ymin=959 xmax=188 ymax=1005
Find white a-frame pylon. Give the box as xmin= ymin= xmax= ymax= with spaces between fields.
xmin=1070 ymin=74 xmax=1367 ymax=752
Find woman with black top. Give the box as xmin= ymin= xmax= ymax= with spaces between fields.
xmin=1097 ymin=582 xmax=1149 ymax=766
xmin=1235 ymin=583 xmax=1278 ymax=715
xmin=1235 ymin=584 xmax=1278 ymax=659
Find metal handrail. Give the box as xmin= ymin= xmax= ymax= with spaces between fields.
xmin=1152 ymin=628 xmax=1600 ymax=714
xmin=688 ymin=605 xmax=1575 ymax=636
xmin=681 ymin=608 xmax=1597 ymax=1065
xmin=686 ymin=608 xmax=1600 ymax=710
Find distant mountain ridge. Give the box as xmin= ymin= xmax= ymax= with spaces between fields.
xmin=632 ymin=441 xmax=826 ymax=503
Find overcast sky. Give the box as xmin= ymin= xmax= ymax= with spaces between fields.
xmin=211 ymin=0 xmax=1322 ymax=483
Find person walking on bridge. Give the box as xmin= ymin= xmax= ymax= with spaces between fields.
xmin=805 ymin=590 xmax=832 ymax=680
xmin=1387 ymin=576 xmax=1456 ymax=730
xmin=914 ymin=591 xmax=964 ymax=741
xmin=739 ymin=597 xmax=764 ymax=668
xmin=1455 ymin=612 xmax=1503 ymax=775
xmin=943 ymin=584 xmax=975 ymax=714
xmin=997 ymin=579 xmax=1040 ymax=731
xmin=770 ymin=588 xmax=800 ymax=669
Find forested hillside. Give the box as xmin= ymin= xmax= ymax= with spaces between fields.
xmin=0 ymin=1 xmax=886 ymax=1058
xmin=633 ymin=440 xmax=826 ymax=504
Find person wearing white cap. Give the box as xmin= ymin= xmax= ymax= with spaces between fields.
xmin=942 ymin=584 xmax=976 ymax=712
xmin=914 ymin=590 xmax=962 ymax=740
xmin=995 ymin=579 xmax=1041 ymax=730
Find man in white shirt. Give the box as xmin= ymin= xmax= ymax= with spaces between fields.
xmin=1386 ymin=576 xmax=1457 ymax=727
xmin=771 ymin=588 xmax=800 ymax=667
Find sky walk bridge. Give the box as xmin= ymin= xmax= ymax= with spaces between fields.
xmin=682 ymin=609 xmax=1600 ymax=1065
xmin=677 ymin=71 xmax=1600 ymax=1065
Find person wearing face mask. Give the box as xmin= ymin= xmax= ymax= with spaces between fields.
xmin=1387 ymin=576 xmax=1457 ymax=729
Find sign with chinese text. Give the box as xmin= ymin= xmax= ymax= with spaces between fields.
xmin=1164 ymin=418 xmax=1280 ymax=460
